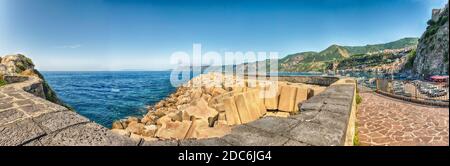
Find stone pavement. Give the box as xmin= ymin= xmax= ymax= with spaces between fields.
xmin=0 ymin=77 xmax=137 ymax=146
xmin=357 ymin=91 xmax=449 ymax=146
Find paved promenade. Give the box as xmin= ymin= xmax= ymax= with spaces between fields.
xmin=357 ymin=91 xmax=449 ymax=146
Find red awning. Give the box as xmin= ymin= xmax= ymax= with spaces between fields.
xmin=430 ymin=75 xmax=449 ymax=81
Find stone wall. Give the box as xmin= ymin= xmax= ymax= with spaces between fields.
xmin=245 ymin=75 xmax=340 ymax=86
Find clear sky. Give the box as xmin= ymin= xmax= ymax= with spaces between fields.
xmin=0 ymin=0 xmax=448 ymax=71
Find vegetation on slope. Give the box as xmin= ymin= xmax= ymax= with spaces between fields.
xmin=279 ymin=38 xmax=419 ymax=72
xmin=404 ymin=49 xmax=417 ymax=69
xmin=0 ymin=76 xmax=6 ymax=87
xmin=336 ymin=51 xmax=408 ymax=70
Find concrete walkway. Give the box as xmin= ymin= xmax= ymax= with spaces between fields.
xmin=0 ymin=77 xmax=137 ymax=146
xmin=357 ymin=91 xmax=449 ymax=146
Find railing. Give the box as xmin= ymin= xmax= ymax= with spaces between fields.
xmin=376 ymin=79 xmax=449 ymax=103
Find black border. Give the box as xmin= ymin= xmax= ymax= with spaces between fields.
xmin=1 ymin=146 xmax=448 ymax=164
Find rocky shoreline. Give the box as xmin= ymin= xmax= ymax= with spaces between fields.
xmin=111 ymin=72 xmax=327 ymax=141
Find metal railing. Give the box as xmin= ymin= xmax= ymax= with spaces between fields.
xmin=376 ymin=79 xmax=449 ymax=102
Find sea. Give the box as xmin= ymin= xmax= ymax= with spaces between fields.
xmin=41 ymin=71 xmax=177 ymax=128
xmin=41 ymin=71 xmax=323 ymax=128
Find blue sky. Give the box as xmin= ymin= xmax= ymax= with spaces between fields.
xmin=0 ymin=0 xmax=447 ymax=71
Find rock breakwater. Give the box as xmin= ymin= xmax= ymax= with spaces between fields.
xmin=112 ymin=73 xmax=326 ymax=141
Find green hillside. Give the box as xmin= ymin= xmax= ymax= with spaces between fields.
xmin=279 ymin=37 xmax=419 ymax=72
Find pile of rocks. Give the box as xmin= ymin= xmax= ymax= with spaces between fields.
xmin=111 ymin=73 xmax=326 ymax=141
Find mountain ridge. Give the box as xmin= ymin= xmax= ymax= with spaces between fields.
xmin=279 ymin=37 xmax=419 ymax=72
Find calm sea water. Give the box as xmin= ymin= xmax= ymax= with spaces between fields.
xmin=41 ymin=71 xmax=322 ymax=128
xmin=41 ymin=71 xmax=176 ymax=128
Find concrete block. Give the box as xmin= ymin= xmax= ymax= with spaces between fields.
xmin=294 ymin=87 xmax=309 ymax=112
xmin=234 ymin=93 xmax=253 ymax=123
xmin=186 ymin=119 xmax=231 ymax=139
xmin=222 ymin=96 xmax=241 ymax=125
xmin=263 ymin=85 xmax=279 ymax=110
xmin=155 ymin=120 xmax=192 ymax=140
xmin=278 ymin=85 xmax=297 ymax=112
xmin=243 ymin=92 xmax=261 ymax=120
xmin=184 ymin=98 xmax=219 ymax=121
xmin=253 ymin=88 xmax=267 ymax=116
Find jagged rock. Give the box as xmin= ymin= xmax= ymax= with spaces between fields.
xmin=0 ymin=54 xmax=35 ymax=74
xmin=166 ymin=107 xmax=177 ymax=114
xmin=155 ymin=120 xmax=192 ymax=140
xmin=125 ymin=121 xmax=145 ymax=135
xmin=208 ymin=113 xmax=219 ymax=127
xmin=141 ymin=114 xmax=157 ymax=125
xmin=201 ymin=93 xmax=212 ymax=102
xmin=141 ymin=125 xmax=158 ymax=137
xmin=186 ymin=119 xmax=231 ymax=139
xmin=111 ymin=120 xmax=125 ymax=129
xmin=167 ymin=111 xmax=182 ymax=122
xmin=211 ymin=87 xmax=227 ymax=97
xmin=166 ymin=97 xmax=176 ymax=104
xmin=156 ymin=115 xmax=172 ymax=126
xmin=190 ymin=88 xmax=202 ymax=100
xmin=125 ymin=116 xmax=139 ymax=125
xmin=184 ymin=98 xmax=218 ymax=121
xmin=176 ymin=96 xmax=191 ymax=105
xmin=212 ymin=103 xmax=225 ymax=112
xmin=130 ymin=133 xmax=143 ymax=141
xmin=218 ymin=112 xmax=226 ymax=121
xmin=154 ymin=108 xmax=167 ymax=117
xmin=154 ymin=101 xmax=164 ymax=109
xmin=176 ymin=103 xmax=189 ymax=111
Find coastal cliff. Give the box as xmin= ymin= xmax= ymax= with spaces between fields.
xmin=413 ymin=4 xmax=449 ymax=78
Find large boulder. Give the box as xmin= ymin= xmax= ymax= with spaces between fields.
xmin=0 ymin=54 xmax=35 ymax=74
xmin=125 ymin=121 xmax=146 ymax=135
xmin=183 ymin=98 xmax=219 ymax=121
xmin=155 ymin=120 xmax=192 ymax=140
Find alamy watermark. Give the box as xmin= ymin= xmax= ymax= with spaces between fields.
xmin=169 ymin=43 xmax=279 ymax=98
